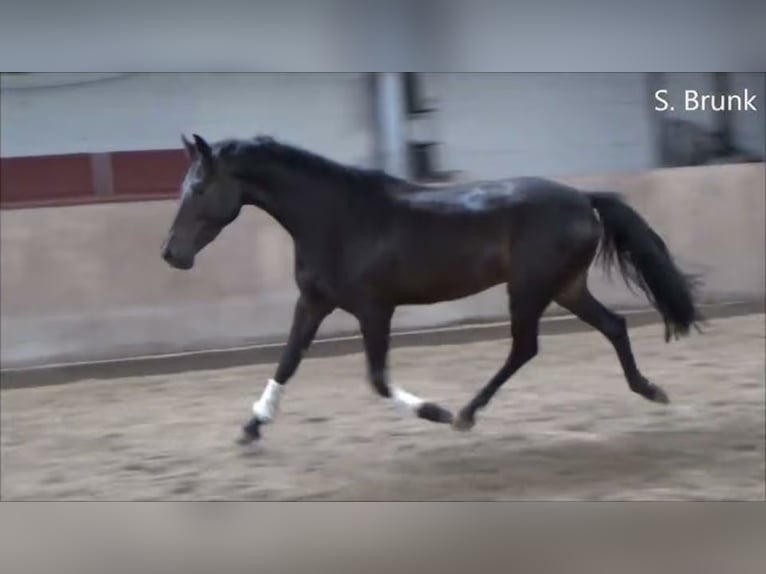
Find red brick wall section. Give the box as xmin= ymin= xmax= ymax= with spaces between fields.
xmin=0 ymin=149 xmax=188 ymax=209
xmin=0 ymin=154 xmax=94 ymax=205
xmin=111 ymin=150 xmax=188 ymax=198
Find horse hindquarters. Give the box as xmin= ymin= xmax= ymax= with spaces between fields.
xmin=455 ymin=205 xmax=601 ymax=429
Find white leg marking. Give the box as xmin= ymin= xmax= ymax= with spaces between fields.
xmin=252 ymin=379 xmax=283 ymax=424
xmin=392 ymin=386 xmax=425 ymax=416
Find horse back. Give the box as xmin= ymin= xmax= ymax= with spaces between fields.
xmin=394 ymin=176 xmax=587 ymax=216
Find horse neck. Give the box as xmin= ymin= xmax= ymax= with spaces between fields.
xmin=240 ymin=168 xmax=387 ymax=245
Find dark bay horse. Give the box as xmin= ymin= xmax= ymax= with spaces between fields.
xmin=161 ymin=134 xmax=701 ymax=444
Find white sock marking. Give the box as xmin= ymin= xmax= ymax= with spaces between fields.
xmin=392 ymin=387 xmax=425 ymax=415
xmin=252 ymin=379 xmax=283 ymax=424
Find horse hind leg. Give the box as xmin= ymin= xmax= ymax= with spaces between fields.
xmin=556 ymin=276 xmax=669 ymax=404
xmin=454 ymin=284 xmax=550 ymax=430
xmin=454 ymin=222 xmax=608 ymax=430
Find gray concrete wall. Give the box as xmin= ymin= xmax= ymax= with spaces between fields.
xmin=730 ymin=73 xmax=766 ymax=158
xmin=1 ymin=73 xmax=375 ymax=166
xmin=2 ymin=163 xmax=763 ymax=369
xmin=423 ymin=73 xmax=764 ymax=179
xmin=423 ymin=73 xmax=655 ymax=178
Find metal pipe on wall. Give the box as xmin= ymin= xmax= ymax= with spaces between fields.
xmin=374 ymin=72 xmax=407 ymax=178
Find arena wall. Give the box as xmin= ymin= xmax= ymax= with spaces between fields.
xmin=1 ymin=163 xmax=763 ymax=368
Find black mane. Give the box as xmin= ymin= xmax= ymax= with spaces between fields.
xmin=217 ymin=136 xmax=406 ymax=191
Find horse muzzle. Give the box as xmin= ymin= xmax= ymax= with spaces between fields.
xmin=161 ymin=240 xmax=195 ymax=270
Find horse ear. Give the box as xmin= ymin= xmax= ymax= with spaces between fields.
xmin=181 ymin=135 xmax=196 ymax=159
xmin=192 ymin=134 xmax=215 ymax=173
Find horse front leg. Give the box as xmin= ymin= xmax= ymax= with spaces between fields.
xmin=358 ymin=303 xmax=453 ymax=424
xmin=238 ymin=294 xmax=333 ymax=444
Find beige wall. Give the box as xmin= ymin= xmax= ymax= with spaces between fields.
xmin=2 ymin=163 xmax=764 ymax=368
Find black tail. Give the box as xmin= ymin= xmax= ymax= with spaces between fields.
xmin=588 ymin=192 xmax=702 ymax=341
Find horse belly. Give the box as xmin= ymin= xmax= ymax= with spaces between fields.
xmin=392 ymin=244 xmax=509 ymax=304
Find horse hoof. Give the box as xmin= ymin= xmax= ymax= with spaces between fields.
xmin=416 ymin=402 xmax=454 ymax=424
xmin=453 ymin=411 xmax=475 ymax=432
xmin=235 ymin=431 xmax=258 ymax=446
xmin=649 ymin=385 xmax=670 ymax=404
xmin=236 ymin=417 xmax=262 ymax=445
